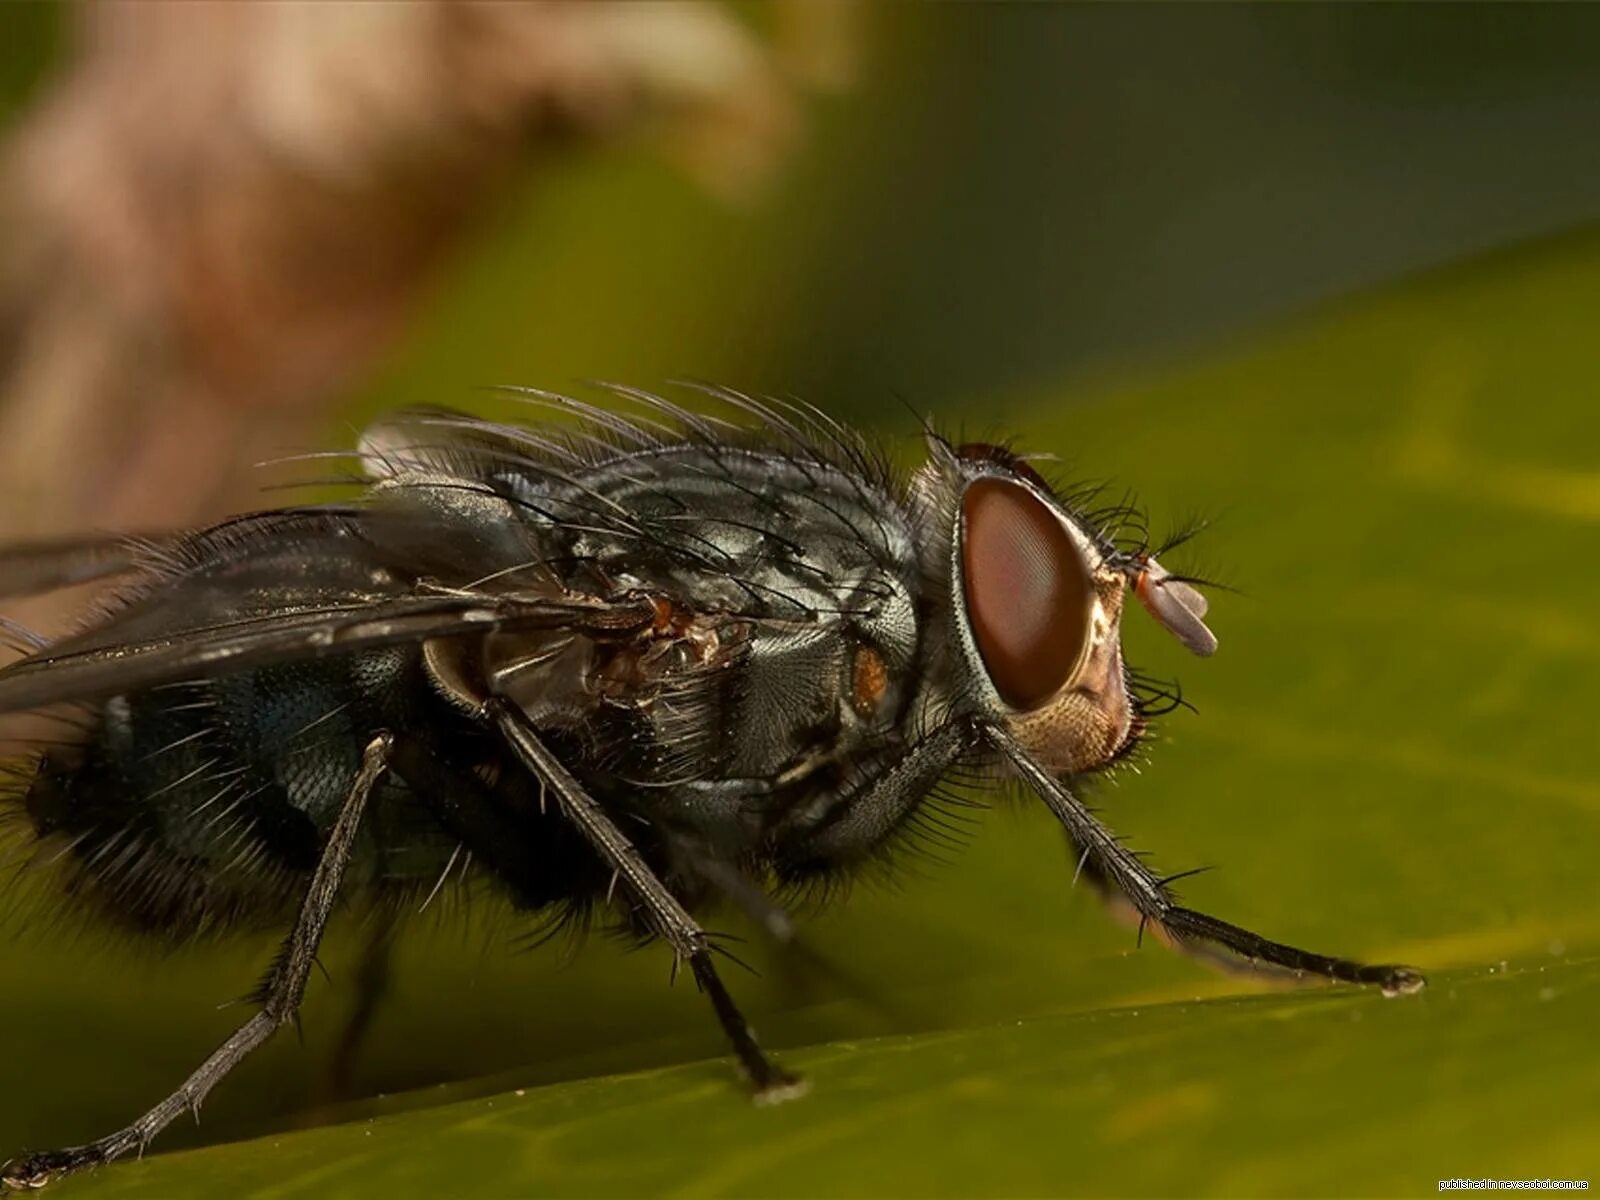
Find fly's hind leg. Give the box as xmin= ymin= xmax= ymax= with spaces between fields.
xmin=490 ymin=701 xmax=804 ymax=1102
xmin=1 ymin=734 xmax=393 ymax=1191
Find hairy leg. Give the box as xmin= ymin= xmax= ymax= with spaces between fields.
xmin=2 ymin=734 xmax=393 ymax=1189
xmin=992 ymin=727 xmax=1425 ymax=995
xmin=490 ymin=700 xmax=803 ymax=1099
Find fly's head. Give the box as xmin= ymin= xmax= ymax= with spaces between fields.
xmin=912 ymin=437 xmax=1217 ymax=776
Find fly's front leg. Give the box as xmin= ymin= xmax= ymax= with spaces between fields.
xmin=489 ymin=701 xmax=804 ymax=1101
xmin=1 ymin=734 xmax=394 ymax=1191
xmin=992 ymin=728 xmax=1426 ymax=995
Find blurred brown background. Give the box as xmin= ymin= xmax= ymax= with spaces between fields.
xmin=4 ymin=3 xmax=1600 ymax=543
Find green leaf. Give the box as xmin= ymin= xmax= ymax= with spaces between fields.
xmin=13 ymin=228 xmax=1600 ymax=1197
xmin=63 ymin=959 xmax=1600 ymax=1200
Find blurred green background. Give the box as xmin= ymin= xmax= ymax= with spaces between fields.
xmin=1 ymin=5 xmax=1597 ymax=1198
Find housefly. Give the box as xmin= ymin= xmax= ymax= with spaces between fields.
xmin=0 ymin=386 xmax=1424 ymax=1188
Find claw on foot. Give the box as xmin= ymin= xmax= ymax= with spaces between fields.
xmin=752 ymin=1071 xmax=810 ymax=1107
xmin=2 ymin=1153 xmax=68 ymax=1192
xmin=1380 ymin=966 xmax=1427 ymax=997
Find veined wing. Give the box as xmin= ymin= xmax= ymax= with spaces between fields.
xmin=0 ymin=507 xmax=655 ymax=714
xmin=0 ymin=533 xmax=162 ymax=599
xmin=0 ymin=590 xmax=653 ymax=715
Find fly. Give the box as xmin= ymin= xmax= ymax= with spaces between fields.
xmin=0 ymin=386 xmax=1425 ymax=1188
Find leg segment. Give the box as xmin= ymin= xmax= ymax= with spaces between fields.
xmin=2 ymin=734 xmax=393 ymax=1190
xmin=489 ymin=701 xmax=802 ymax=1099
xmin=992 ymin=727 xmax=1425 ymax=995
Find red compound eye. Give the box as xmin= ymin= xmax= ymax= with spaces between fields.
xmin=960 ymin=477 xmax=1094 ymax=709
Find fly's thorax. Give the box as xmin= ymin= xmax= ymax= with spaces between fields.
xmin=910 ymin=439 xmax=1139 ymax=775
xmin=396 ymin=433 xmax=928 ymax=796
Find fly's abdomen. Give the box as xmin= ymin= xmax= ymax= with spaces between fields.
xmin=18 ymin=648 xmax=429 ymax=936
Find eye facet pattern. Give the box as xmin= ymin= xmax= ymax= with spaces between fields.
xmin=960 ymin=477 xmax=1095 ymax=709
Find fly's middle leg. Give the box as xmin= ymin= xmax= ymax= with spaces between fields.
xmin=491 ymin=701 xmax=804 ymax=1100
xmin=1 ymin=734 xmax=394 ymax=1191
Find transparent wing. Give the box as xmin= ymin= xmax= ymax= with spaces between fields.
xmin=0 ymin=508 xmax=654 ymax=714
xmin=0 ymin=591 xmax=651 ymax=716
xmin=0 ymin=533 xmax=161 ymax=600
